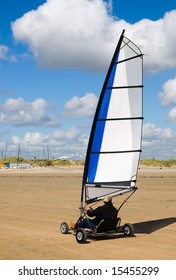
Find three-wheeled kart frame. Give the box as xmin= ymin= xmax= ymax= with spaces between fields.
xmin=60 ymin=190 xmax=136 ymax=244
xmin=60 ymin=214 xmax=134 ymax=244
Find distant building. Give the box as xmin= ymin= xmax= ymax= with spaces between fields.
xmin=9 ymin=163 xmax=32 ymax=169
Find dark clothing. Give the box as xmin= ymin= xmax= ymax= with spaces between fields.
xmin=75 ymin=202 xmax=117 ymax=230
xmin=87 ymin=202 xmax=117 ymax=224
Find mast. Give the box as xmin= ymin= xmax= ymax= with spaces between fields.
xmin=81 ymin=30 xmax=125 ymax=203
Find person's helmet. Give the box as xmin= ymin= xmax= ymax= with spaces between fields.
xmin=103 ymin=196 xmax=112 ymax=203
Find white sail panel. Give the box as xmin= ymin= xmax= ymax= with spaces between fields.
xmin=88 ymin=152 xmax=139 ymax=183
xmin=86 ymin=185 xmax=133 ymax=202
xmin=100 ymin=119 xmax=142 ymax=152
xmin=114 ymin=57 xmax=142 ymax=87
xmin=82 ymin=30 xmax=143 ymax=204
xmin=106 ymin=88 xmax=142 ymax=118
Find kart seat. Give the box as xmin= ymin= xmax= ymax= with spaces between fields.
xmin=96 ymin=217 xmax=120 ymax=233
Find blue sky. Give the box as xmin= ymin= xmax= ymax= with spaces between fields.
xmin=0 ymin=0 xmax=176 ymax=160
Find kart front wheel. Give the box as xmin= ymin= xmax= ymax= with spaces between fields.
xmin=76 ymin=229 xmax=87 ymax=243
xmin=60 ymin=222 xmax=69 ymax=234
xmin=123 ymin=223 xmax=134 ymax=237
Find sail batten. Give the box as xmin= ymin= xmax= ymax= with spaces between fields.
xmin=97 ymin=117 xmax=143 ymax=121
xmin=91 ymin=150 xmax=141 ymax=154
xmin=107 ymin=85 xmax=143 ymax=89
xmin=115 ymin=53 xmax=143 ymax=64
xmin=81 ymin=30 xmax=143 ymax=204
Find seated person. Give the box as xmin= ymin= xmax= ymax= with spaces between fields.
xmin=70 ymin=196 xmax=117 ymax=230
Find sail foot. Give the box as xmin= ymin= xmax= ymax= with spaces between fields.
xmin=85 ymin=183 xmax=136 ymax=204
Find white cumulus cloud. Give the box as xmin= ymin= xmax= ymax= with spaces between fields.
xmin=63 ymin=93 xmax=98 ymax=117
xmin=0 ymin=45 xmax=9 ymax=59
xmin=12 ymin=0 xmax=116 ymax=71
xmin=0 ymin=44 xmax=17 ymax=62
xmin=168 ymin=107 xmax=176 ymax=122
xmin=0 ymin=97 xmax=59 ymax=127
xmin=12 ymin=131 xmax=47 ymax=146
xmin=11 ymin=0 xmax=176 ymax=72
xmin=11 ymin=127 xmax=88 ymax=159
xmin=7 ymin=122 xmax=176 ymax=160
xmin=159 ymin=76 xmax=176 ymax=106
xmin=159 ymin=76 xmax=176 ymax=122
xmin=143 ymin=123 xmax=174 ymax=140
xmin=142 ymin=123 xmax=176 ymax=159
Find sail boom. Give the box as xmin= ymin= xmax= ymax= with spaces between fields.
xmin=86 ymin=187 xmax=136 ymax=204
xmin=85 ymin=181 xmax=136 ymax=187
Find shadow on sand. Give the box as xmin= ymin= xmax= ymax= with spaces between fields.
xmin=68 ymin=217 xmax=176 ymax=243
xmin=131 ymin=217 xmax=176 ymax=234
xmin=88 ymin=217 xmax=176 ymax=242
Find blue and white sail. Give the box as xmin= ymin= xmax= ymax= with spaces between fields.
xmin=82 ymin=30 xmax=143 ymax=204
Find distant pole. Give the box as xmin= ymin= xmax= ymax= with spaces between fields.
xmin=47 ymin=146 xmax=49 ymax=160
xmin=4 ymin=144 xmax=7 ymax=161
xmin=17 ymin=144 xmax=21 ymax=166
xmin=26 ymin=147 xmax=29 ymax=159
xmin=43 ymin=146 xmax=46 ymax=159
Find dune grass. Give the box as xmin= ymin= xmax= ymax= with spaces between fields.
xmin=140 ymin=159 xmax=176 ymax=167
xmin=1 ymin=157 xmax=176 ymax=167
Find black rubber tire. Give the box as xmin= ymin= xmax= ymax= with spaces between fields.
xmin=123 ymin=223 xmax=134 ymax=237
xmin=75 ymin=229 xmax=87 ymax=243
xmin=60 ymin=222 xmax=69 ymax=234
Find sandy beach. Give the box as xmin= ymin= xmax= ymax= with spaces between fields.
xmin=0 ymin=166 xmax=175 ymax=260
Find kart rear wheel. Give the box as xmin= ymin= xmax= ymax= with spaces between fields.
xmin=123 ymin=223 xmax=134 ymax=237
xmin=60 ymin=222 xmax=69 ymax=234
xmin=76 ymin=229 xmax=87 ymax=243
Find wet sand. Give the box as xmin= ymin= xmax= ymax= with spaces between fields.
xmin=0 ymin=166 xmax=175 ymax=260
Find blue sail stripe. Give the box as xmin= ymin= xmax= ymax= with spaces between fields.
xmin=98 ymin=89 xmax=112 ymax=119
xmin=87 ymin=52 xmax=120 ymax=183
xmin=107 ymin=64 xmax=117 ymax=89
xmin=87 ymin=153 xmax=99 ymax=182
xmin=87 ymin=121 xmax=106 ymax=182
